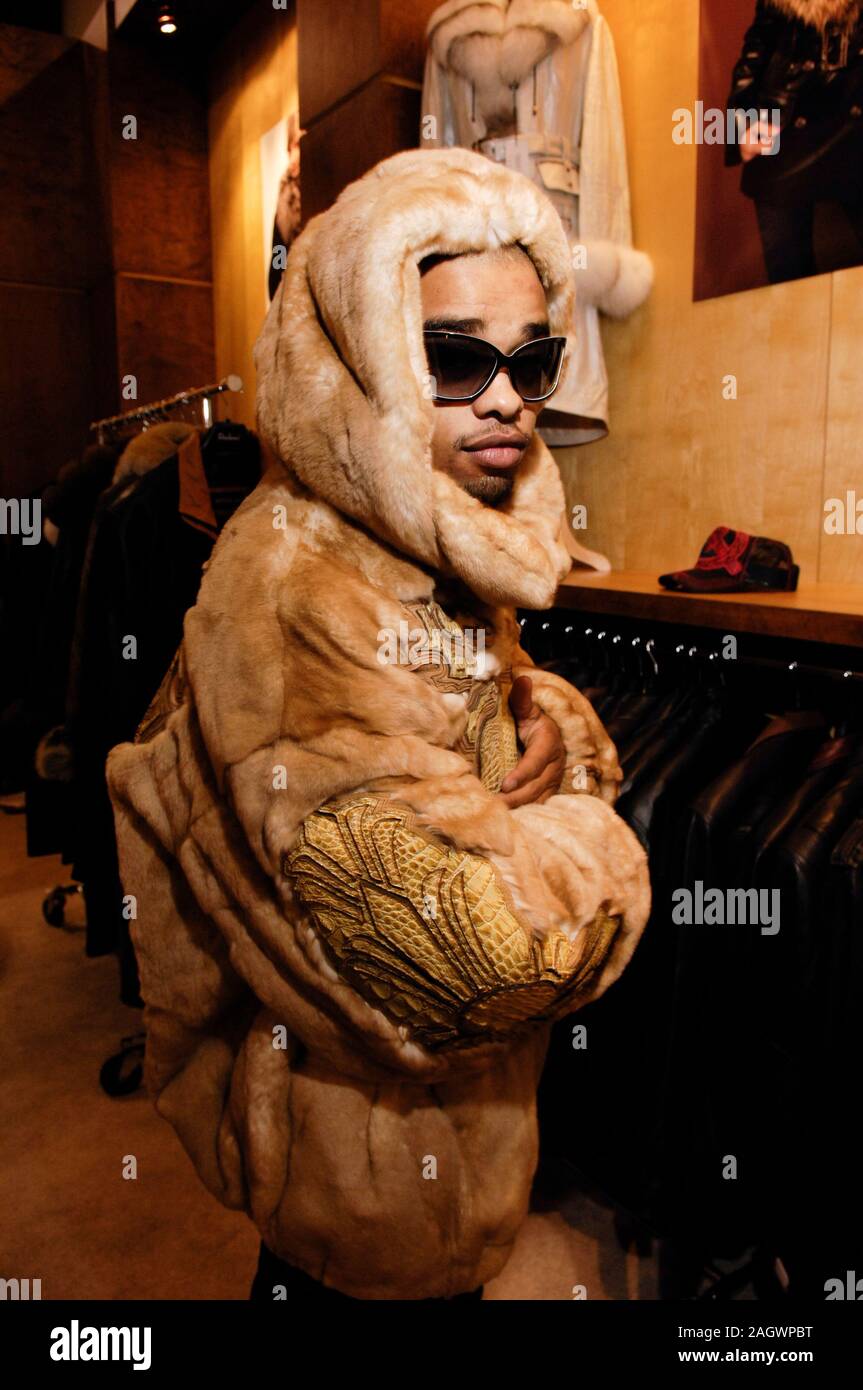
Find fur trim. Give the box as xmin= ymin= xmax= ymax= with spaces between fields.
xmin=113 ymin=422 xmax=198 ymax=485
xmin=255 ymin=146 xmax=576 ymax=609
xmin=427 ymin=0 xmax=592 ymax=54
xmin=575 ymin=239 xmax=654 ymax=317
xmin=767 ymin=0 xmax=861 ymax=30
xmin=427 ymin=0 xmax=592 ymax=122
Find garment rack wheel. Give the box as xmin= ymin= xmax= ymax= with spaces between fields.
xmin=99 ymin=1032 xmax=146 ymax=1098
xmin=41 ymin=882 xmax=83 ymax=929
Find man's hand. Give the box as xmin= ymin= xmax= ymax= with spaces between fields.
xmin=739 ymin=118 xmax=779 ymax=162
xmin=499 ymin=674 xmax=566 ymax=807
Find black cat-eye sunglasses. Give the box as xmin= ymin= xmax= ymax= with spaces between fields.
xmin=422 ymin=330 xmax=567 ymax=404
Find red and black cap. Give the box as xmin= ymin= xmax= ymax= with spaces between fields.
xmin=658 ymin=526 xmax=799 ymax=594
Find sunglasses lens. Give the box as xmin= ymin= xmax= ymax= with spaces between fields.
xmin=511 ymin=339 xmax=564 ymax=401
xmin=424 ymin=336 xmax=496 ymax=399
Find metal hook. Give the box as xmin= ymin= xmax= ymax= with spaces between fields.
xmin=608 ymin=633 xmax=625 ymax=687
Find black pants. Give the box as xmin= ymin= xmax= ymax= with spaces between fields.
xmin=249 ymin=1242 xmax=483 ymax=1303
xmin=754 ymin=197 xmax=863 ymax=283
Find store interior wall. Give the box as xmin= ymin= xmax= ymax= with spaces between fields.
xmin=296 ymin=0 xmax=438 ymax=221
xmin=0 ymin=22 xmax=111 ymax=497
xmin=208 ymin=2 xmax=297 ymax=433
xmin=205 ymin=0 xmax=439 ymax=432
xmin=4 ymin=0 xmax=861 ymax=588
xmin=0 ymin=9 xmax=215 ymax=495
xmin=108 ymin=32 xmax=215 ymax=409
xmin=558 ymin=0 xmax=863 ymax=587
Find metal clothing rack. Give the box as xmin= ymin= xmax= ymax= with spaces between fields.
xmin=586 ymin=628 xmax=863 ymax=686
xmin=90 ymin=375 xmax=244 ymax=443
xmin=714 ymin=652 xmax=863 ymax=685
xmin=520 ymin=613 xmax=863 ymax=686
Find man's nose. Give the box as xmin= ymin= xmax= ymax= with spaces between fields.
xmin=473 ymin=366 xmax=523 ymax=418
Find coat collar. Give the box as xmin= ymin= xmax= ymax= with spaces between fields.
xmin=427 ymin=0 xmax=594 ymax=68
xmin=767 ymin=0 xmax=862 ymax=30
xmin=254 ymin=147 xmax=575 ymax=610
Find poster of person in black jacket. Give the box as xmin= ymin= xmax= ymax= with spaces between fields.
xmin=694 ymin=0 xmax=863 ymax=298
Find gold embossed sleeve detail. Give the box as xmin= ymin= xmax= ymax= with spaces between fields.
xmin=283 ymin=794 xmax=622 ymax=1049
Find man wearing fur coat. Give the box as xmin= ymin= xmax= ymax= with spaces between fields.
xmin=107 ymin=146 xmax=650 ymax=1302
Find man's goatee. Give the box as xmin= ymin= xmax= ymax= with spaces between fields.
xmin=460 ymin=476 xmax=514 ymax=506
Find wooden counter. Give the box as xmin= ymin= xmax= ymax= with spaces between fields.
xmin=555 ymin=571 xmax=863 ymax=649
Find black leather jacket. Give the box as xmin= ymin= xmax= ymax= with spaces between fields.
xmin=726 ymin=0 xmax=863 ymax=201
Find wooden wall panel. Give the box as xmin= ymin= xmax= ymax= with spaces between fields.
xmin=297 ymin=0 xmax=439 ymax=124
xmin=0 ymin=25 xmax=113 ymax=490
xmin=108 ymin=38 xmax=212 ymax=283
xmin=297 ymin=0 xmax=380 ymax=123
xmin=297 ymin=0 xmax=428 ymax=226
xmin=555 ymin=0 xmax=860 ymax=587
xmin=380 ymin=0 xmax=442 ymax=81
xmin=208 ymin=1 xmax=298 ymax=429
xmin=300 ymin=79 xmax=421 ymax=221
xmin=821 ymin=268 xmax=863 ymax=583
xmin=113 ymin=276 xmax=214 ymax=407
xmin=0 ymin=284 xmax=95 ymax=495
xmin=0 ymin=25 xmax=110 ymax=289
xmin=105 ymin=28 xmax=215 ymax=416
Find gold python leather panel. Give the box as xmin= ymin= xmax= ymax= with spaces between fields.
xmin=284 ymin=794 xmax=622 ymax=1047
xmin=400 ymin=597 xmax=519 ymax=795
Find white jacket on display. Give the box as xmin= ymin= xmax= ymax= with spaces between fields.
xmin=420 ymin=0 xmax=653 ymax=451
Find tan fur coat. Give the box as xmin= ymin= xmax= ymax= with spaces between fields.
xmin=107 ymin=147 xmax=650 ymax=1300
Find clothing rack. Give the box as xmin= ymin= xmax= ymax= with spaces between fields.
xmin=523 ymin=615 xmax=863 ymax=685
xmin=707 ymin=652 xmax=863 ymax=684
xmin=89 ymin=375 xmax=244 ymax=442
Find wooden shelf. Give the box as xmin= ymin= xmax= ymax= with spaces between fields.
xmin=555 ymin=570 xmax=863 ymax=648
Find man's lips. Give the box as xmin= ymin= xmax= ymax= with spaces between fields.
xmin=461 ymin=434 xmax=528 ymax=470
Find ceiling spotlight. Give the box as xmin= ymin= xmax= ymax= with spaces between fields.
xmin=158 ymin=6 xmax=177 ymax=34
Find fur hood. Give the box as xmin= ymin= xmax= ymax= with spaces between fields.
xmin=767 ymin=0 xmax=861 ymax=29
xmin=426 ymin=0 xmax=595 ymax=124
xmin=255 ymin=145 xmax=575 ymax=609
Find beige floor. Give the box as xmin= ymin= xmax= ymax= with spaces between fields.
xmin=0 ymin=799 xmax=657 ymax=1301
